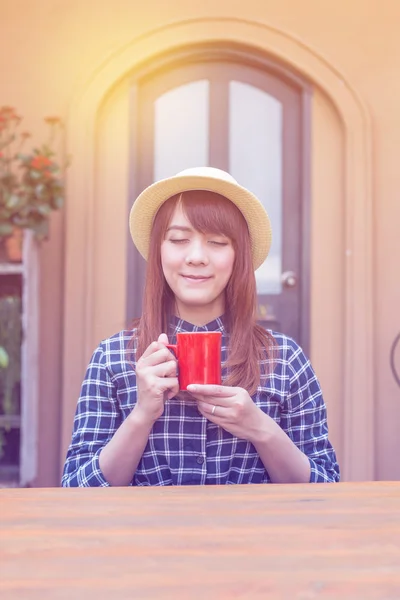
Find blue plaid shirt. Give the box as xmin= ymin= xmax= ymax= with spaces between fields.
xmin=62 ymin=316 xmax=340 ymax=486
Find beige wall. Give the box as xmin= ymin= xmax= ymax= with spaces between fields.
xmin=1 ymin=0 xmax=399 ymax=484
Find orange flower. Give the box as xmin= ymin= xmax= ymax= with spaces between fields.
xmin=0 ymin=106 xmax=15 ymax=116
xmin=0 ymin=106 xmax=20 ymax=122
xmin=30 ymin=155 xmax=53 ymax=170
xmin=44 ymin=116 xmax=61 ymax=126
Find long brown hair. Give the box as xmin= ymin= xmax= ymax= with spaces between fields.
xmin=133 ymin=190 xmax=275 ymax=395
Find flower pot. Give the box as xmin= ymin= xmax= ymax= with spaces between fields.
xmin=3 ymin=228 xmax=23 ymax=263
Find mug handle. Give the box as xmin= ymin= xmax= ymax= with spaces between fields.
xmin=165 ymin=344 xmax=178 ymax=358
xmin=166 ymin=344 xmax=179 ymax=380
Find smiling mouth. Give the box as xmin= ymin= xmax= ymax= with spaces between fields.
xmin=181 ymin=275 xmax=212 ymax=281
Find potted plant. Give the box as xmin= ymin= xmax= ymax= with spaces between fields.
xmin=0 ymin=106 xmax=69 ymax=261
xmin=0 ymin=106 xmax=68 ymax=465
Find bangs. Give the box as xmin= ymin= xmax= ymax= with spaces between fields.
xmin=150 ymin=189 xmax=251 ymax=258
xmin=178 ymin=190 xmax=249 ymax=242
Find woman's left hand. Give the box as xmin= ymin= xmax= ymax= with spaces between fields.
xmin=187 ymin=384 xmax=269 ymax=444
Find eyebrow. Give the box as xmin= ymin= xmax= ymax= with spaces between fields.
xmin=166 ymin=225 xmax=193 ymax=233
xmin=165 ymin=225 xmax=229 ymax=239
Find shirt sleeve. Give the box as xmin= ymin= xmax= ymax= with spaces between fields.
xmin=281 ymin=340 xmax=340 ymax=483
xmin=61 ymin=343 xmax=122 ymax=487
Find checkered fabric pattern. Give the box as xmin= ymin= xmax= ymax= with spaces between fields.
xmin=62 ymin=317 xmax=340 ymax=486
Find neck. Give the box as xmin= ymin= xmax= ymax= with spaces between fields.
xmin=174 ymin=302 xmax=224 ymax=327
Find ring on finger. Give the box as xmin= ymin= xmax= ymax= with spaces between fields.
xmin=211 ymin=405 xmax=216 ymax=415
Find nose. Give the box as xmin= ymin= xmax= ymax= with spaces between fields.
xmin=185 ymin=240 xmax=209 ymax=266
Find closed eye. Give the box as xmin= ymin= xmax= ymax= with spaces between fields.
xmin=209 ymin=241 xmax=228 ymax=246
xmin=170 ymin=238 xmax=189 ymax=244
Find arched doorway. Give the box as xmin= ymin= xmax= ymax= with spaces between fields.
xmin=62 ymin=19 xmax=374 ymax=481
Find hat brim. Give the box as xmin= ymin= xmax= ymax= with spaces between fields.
xmin=129 ymin=174 xmax=272 ymax=271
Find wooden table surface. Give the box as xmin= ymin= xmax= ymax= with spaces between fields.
xmin=0 ymin=482 xmax=400 ymax=599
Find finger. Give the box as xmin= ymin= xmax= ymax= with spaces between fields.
xmin=167 ymin=388 xmax=179 ymax=400
xmin=191 ymin=393 xmax=233 ymax=408
xmin=141 ymin=347 xmax=176 ymax=367
xmin=197 ymin=401 xmax=230 ymax=419
xmin=158 ymin=377 xmax=179 ymax=393
xmin=166 ymin=383 xmax=180 ymax=400
xmin=187 ymin=384 xmax=237 ymax=398
xmin=152 ymin=360 xmax=177 ymax=378
xmin=158 ymin=333 xmax=169 ymax=345
xmin=140 ymin=341 xmax=166 ymax=359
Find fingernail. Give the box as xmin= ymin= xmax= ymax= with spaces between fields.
xmin=187 ymin=384 xmax=196 ymax=391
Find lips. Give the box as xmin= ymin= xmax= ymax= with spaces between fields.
xmin=181 ymin=274 xmax=212 ymax=282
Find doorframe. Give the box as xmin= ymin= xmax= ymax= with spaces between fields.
xmin=62 ymin=17 xmax=374 ymax=481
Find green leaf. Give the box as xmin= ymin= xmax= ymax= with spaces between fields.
xmin=5 ymin=194 xmax=21 ymax=209
xmin=0 ymin=222 xmax=14 ymax=237
xmin=41 ymin=145 xmax=54 ymax=157
xmin=16 ymin=153 xmax=31 ymax=162
xmin=35 ymin=184 xmax=45 ymax=198
xmin=52 ymin=196 xmax=64 ymax=209
xmin=0 ymin=346 xmax=9 ymax=369
xmin=37 ymin=204 xmax=51 ymax=216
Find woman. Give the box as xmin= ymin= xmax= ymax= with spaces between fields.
xmin=62 ymin=167 xmax=340 ymax=486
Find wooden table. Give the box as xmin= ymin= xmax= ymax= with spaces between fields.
xmin=1 ymin=482 xmax=400 ymax=599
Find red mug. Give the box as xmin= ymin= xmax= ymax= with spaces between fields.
xmin=166 ymin=332 xmax=222 ymax=391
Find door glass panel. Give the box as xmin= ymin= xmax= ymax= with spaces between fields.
xmin=154 ymin=80 xmax=209 ymax=181
xmin=229 ymin=80 xmax=283 ymax=294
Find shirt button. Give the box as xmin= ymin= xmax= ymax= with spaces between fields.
xmin=196 ymin=455 xmax=205 ymax=464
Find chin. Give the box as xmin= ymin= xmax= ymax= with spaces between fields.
xmin=178 ymin=297 xmax=215 ymax=307
xmin=175 ymin=291 xmax=220 ymax=307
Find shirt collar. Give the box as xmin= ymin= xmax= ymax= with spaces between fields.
xmin=169 ymin=315 xmax=226 ymax=335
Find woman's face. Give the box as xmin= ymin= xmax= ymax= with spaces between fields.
xmin=161 ymin=203 xmax=235 ymax=325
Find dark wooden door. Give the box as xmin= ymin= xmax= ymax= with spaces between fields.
xmin=127 ymin=53 xmax=310 ymax=349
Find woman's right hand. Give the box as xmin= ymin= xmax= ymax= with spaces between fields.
xmin=133 ymin=333 xmax=179 ymax=424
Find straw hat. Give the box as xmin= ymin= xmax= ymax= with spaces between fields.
xmin=129 ymin=166 xmax=272 ymax=270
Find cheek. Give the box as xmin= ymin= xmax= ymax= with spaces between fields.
xmin=218 ymin=248 xmax=235 ymax=277
xmin=161 ymin=242 xmax=181 ymax=273
xmin=212 ymin=250 xmax=235 ymax=288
